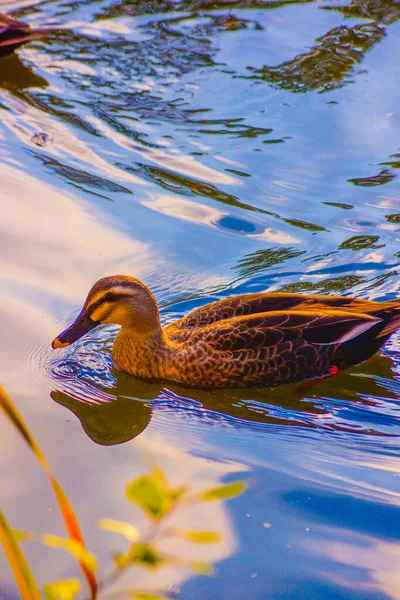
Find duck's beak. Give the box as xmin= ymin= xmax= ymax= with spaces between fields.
xmin=52 ymin=308 xmax=99 ymax=349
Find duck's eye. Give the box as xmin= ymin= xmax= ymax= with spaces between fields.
xmin=88 ymin=291 xmax=135 ymax=313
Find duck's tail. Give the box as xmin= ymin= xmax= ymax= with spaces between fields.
xmin=376 ymin=309 xmax=400 ymax=339
xmin=335 ymin=303 xmax=400 ymax=371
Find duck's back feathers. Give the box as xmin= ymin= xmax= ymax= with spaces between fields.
xmin=164 ymin=293 xmax=400 ymax=387
xmin=173 ymin=292 xmax=396 ymax=331
xmin=183 ymin=311 xmax=381 ymax=352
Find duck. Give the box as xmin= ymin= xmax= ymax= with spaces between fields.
xmin=52 ymin=275 xmax=400 ymax=389
xmin=0 ymin=12 xmax=46 ymax=58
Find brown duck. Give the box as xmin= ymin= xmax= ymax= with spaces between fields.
xmin=52 ymin=275 xmax=400 ymax=389
xmin=0 ymin=12 xmax=47 ymax=57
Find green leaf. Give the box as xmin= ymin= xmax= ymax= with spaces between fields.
xmin=150 ymin=465 xmax=187 ymax=502
xmin=175 ymin=530 xmax=221 ymax=544
xmin=98 ymin=519 xmax=139 ymax=542
xmin=131 ymin=543 xmax=163 ymax=568
xmin=184 ymin=530 xmax=221 ymax=544
xmin=44 ymin=579 xmax=81 ymax=600
xmin=42 ymin=535 xmax=97 ymax=573
xmin=190 ymin=560 xmax=215 ymax=576
xmin=169 ymin=484 xmax=187 ymax=503
xmin=113 ymin=552 xmax=131 ymax=570
xmin=149 ymin=464 xmax=169 ymax=489
xmin=114 ymin=543 xmax=163 ymax=570
xmin=201 ymin=481 xmax=247 ymax=502
xmin=0 ymin=511 xmax=41 ymax=600
xmin=126 ymin=475 xmax=170 ymax=520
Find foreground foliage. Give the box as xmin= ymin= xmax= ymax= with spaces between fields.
xmin=0 ymin=385 xmax=246 ymax=599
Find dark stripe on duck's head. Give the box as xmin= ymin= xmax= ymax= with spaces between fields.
xmin=86 ymin=290 xmax=138 ymax=316
xmin=83 ymin=275 xmax=148 ymax=309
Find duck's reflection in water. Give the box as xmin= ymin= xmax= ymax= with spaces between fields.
xmin=0 ymin=53 xmax=48 ymax=92
xmin=51 ymin=386 xmax=152 ymax=446
xmin=50 ymin=351 xmax=399 ymax=446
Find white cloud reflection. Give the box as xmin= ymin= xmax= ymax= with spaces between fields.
xmin=307 ymin=528 xmax=400 ymax=600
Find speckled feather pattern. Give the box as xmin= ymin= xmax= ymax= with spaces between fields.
xmin=111 ymin=289 xmax=400 ymax=389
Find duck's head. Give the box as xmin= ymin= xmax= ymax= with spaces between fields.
xmin=52 ymin=275 xmax=159 ymax=349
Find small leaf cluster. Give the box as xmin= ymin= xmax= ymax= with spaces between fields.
xmin=3 ymin=465 xmax=246 ymax=600
xmin=100 ymin=464 xmax=247 ymax=592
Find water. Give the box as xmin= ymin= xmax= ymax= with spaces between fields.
xmin=1 ymin=0 xmax=400 ymax=597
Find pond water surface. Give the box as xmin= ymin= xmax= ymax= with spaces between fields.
xmin=1 ymin=0 xmax=400 ymax=598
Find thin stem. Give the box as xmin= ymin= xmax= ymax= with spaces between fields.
xmin=86 ymin=494 xmax=190 ymax=600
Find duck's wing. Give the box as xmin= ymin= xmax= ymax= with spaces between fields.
xmin=0 ymin=13 xmax=46 ymax=54
xmin=190 ymin=310 xmax=381 ymax=352
xmin=172 ymin=292 xmax=378 ymax=332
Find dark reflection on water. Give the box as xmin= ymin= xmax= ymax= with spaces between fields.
xmin=36 ymin=155 xmax=133 ymax=197
xmin=249 ymin=23 xmax=386 ymax=92
xmin=246 ymin=0 xmax=400 ymax=92
xmin=348 ymin=169 xmax=395 ymax=187
xmin=326 ymin=0 xmax=400 ymax=24
xmin=51 ymin=385 xmax=152 ymax=445
xmin=0 ymin=53 xmax=48 ymax=91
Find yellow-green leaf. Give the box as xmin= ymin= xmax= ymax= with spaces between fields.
xmin=44 ymin=579 xmax=81 ymax=600
xmin=99 ymin=519 xmax=139 ymax=542
xmin=169 ymin=484 xmax=187 ymax=503
xmin=190 ymin=560 xmax=215 ymax=576
xmin=131 ymin=543 xmax=163 ymax=569
xmin=114 ymin=543 xmax=162 ymax=570
xmin=149 ymin=464 xmax=186 ymax=501
xmin=181 ymin=530 xmax=221 ymax=544
xmin=126 ymin=475 xmax=169 ymax=520
xmin=149 ymin=464 xmax=169 ymax=489
xmin=0 ymin=386 xmax=46 ymax=467
xmin=113 ymin=552 xmax=131 ymax=570
xmin=42 ymin=534 xmax=97 ymax=573
xmin=201 ymin=481 xmax=247 ymax=502
xmin=48 ymin=478 xmax=97 ymax=597
xmin=0 ymin=386 xmax=97 ymax=599
xmin=0 ymin=511 xmax=41 ymax=600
